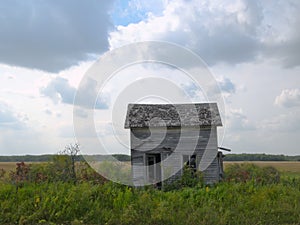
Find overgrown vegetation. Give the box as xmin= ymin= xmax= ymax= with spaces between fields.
xmin=163 ymin=166 xmax=204 ymax=191
xmin=1 ymin=156 xmax=300 ymax=224
xmin=225 ymin=163 xmax=280 ymax=184
xmin=1 ymin=180 xmax=300 ymax=225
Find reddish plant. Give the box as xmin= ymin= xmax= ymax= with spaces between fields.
xmin=10 ymin=162 xmax=30 ymax=186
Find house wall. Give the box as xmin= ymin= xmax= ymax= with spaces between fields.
xmin=130 ymin=126 xmax=220 ymax=186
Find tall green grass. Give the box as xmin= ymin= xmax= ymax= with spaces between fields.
xmin=0 ymin=179 xmax=300 ymax=224
xmin=1 ymin=162 xmax=300 ymax=224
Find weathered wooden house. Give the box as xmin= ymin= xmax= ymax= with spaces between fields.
xmin=124 ymin=103 xmax=224 ymax=187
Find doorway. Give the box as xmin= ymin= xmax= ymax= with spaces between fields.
xmin=146 ymin=154 xmax=162 ymax=187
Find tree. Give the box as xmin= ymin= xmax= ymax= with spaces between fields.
xmin=53 ymin=143 xmax=80 ymax=183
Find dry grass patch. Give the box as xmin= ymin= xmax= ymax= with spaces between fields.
xmin=224 ymin=161 xmax=300 ymax=174
xmin=0 ymin=162 xmax=17 ymax=172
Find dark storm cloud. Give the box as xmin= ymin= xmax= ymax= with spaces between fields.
xmin=0 ymin=0 xmax=114 ymax=72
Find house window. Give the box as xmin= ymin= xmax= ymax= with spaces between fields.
xmin=182 ymin=154 xmax=197 ymax=172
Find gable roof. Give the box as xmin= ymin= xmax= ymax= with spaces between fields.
xmin=124 ymin=103 xmax=222 ymax=128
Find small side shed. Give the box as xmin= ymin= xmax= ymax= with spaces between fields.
xmin=124 ymin=103 xmax=223 ymax=187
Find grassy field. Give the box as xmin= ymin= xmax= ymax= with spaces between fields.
xmin=0 ymin=162 xmax=18 ymax=172
xmin=2 ymin=161 xmax=300 ymax=173
xmin=1 ymin=160 xmax=300 ymax=224
xmin=224 ymin=161 xmax=300 ymax=176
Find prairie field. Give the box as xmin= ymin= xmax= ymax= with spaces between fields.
xmin=0 ymin=162 xmax=19 ymax=172
xmin=224 ymin=161 xmax=300 ymax=175
xmin=2 ymin=161 xmax=300 ymax=173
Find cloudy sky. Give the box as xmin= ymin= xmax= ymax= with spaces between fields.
xmin=0 ymin=0 xmax=299 ymax=156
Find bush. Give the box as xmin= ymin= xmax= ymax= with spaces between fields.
xmin=163 ymin=165 xmax=204 ymax=191
xmin=26 ymin=161 xmax=108 ymax=185
xmin=9 ymin=162 xmax=30 ymax=189
xmin=97 ymin=161 xmax=132 ymax=185
xmin=0 ymin=169 xmax=6 ymax=181
xmin=76 ymin=161 xmax=107 ymax=184
xmin=225 ymin=163 xmax=280 ymax=184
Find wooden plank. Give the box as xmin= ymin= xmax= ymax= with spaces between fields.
xmin=131 ymin=133 xmax=218 ymax=152
xmin=131 ymin=154 xmax=146 ymax=186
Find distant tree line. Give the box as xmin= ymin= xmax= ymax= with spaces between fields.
xmin=1 ymin=153 xmax=300 ymax=162
xmin=0 ymin=154 xmax=55 ymax=162
xmin=0 ymin=154 xmax=131 ymax=162
xmin=224 ymin=153 xmax=300 ymax=161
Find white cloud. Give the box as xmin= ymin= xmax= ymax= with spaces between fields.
xmin=180 ymin=82 xmax=205 ymax=101
xmin=40 ymin=77 xmax=76 ymax=104
xmin=110 ymin=0 xmax=263 ymax=65
xmin=40 ymin=76 xmax=110 ymax=109
xmin=75 ymin=78 xmax=110 ymax=110
xmin=110 ymin=0 xmax=300 ymax=68
xmin=217 ymin=77 xmax=236 ymax=94
xmin=44 ymin=109 xmax=52 ymax=115
xmin=0 ymin=125 xmax=73 ymax=155
xmin=261 ymin=109 xmax=300 ymax=132
xmin=209 ymin=77 xmax=236 ymax=100
xmin=275 ymin=89 xmax=300 ymax=108
xmin=0 ymin=101 xmax=27 ymax=130
xmin=181 ymin=76 xmax=236 ymax=102
xmin=261 ymin=0 xmax=300 ymax=68
xmin=0 ymin=0 xmax=299 ymax=156
xmin=226 ymin=108 xmax=256 ymax=131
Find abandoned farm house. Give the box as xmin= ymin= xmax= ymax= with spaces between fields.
xmin=124 ymin=103 xmax=225 ymax=187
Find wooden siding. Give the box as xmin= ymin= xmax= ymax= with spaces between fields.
xmin=203 ymin=157 xmax=220 ymax=184
xmin=130 ymin=126 xmax=220 ymax=185
xmin=131 ymin=150 xmax=145 ymax=186
xmin=130 ymin=126 xmax=217 ymax=152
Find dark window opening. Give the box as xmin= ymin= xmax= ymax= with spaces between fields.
xmin=183 ymin=154 xmax=197 ymax=172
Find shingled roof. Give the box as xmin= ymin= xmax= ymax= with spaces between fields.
xmin=124 ymin=103 xmax=222 ymax=128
